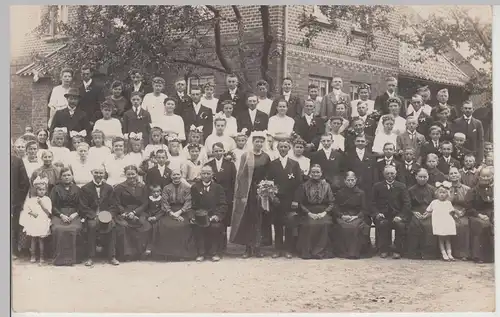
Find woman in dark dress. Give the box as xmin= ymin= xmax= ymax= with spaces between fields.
xmin=31 ymin=150 xmax=59 ymax=195
xmin=406 ymin=168 xmax=438 ymax=259
xmin=230 ymin=132 xmax=271 ymax=258
xmin=151 ymin=170 xmax=197 ymax=259
xmin=296 ymin=164 xmax=335 ymax=259
xmin=50 ymin=167 xmax=83 ymax=266
xmin=448 ymin=167 xmax=471 ymax=260
xmin=334 ymin=171 xmax=371 ymax=259
xmin=466 ymin=166 xmax=494 ymax=263
xmin=433 ymin=104 xmax=453 ymax=141
xmin=114 ymin=165 xmax=152 ymax=261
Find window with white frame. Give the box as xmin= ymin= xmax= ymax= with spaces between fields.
xmin=44 ymin=5 xmax=69 ymax=36
xmin=187 ymin=75 xmax=215 ymax=93
xmin=350 ymin=82 xmax=371 ymax=101
xmin=309 ymin=76 xmax=331 ymax=98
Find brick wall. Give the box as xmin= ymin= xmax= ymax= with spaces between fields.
xmin=10 ymin=64 xmax=34 ymax=138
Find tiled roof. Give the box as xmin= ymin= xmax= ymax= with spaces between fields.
xmin=399 ymin=42 xmax=470 ymax=87
xmin=16 ymin=44 xmax=67 ymax=77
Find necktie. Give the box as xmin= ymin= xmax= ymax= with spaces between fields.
xmin=409 ymin=133 xmax=414 ymax=140
xmin=387 ymin=183 xmax=392 ymax=190
xmin=204 ymin=185 xmax=210 ymax=193
xmin=406 ymin=164 xmax=411 ymax=171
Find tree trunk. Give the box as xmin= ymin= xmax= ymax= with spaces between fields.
xmin=259 ymin=6 xmax=274 ymax=92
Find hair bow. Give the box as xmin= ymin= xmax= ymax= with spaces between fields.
xmin=33 ymin=176 xmax=49 ymax=186
xmin=54 ymin=127 xmax=68 ymax=134
xmin=214 ymin=112 xmax=226 ymax=120
xmin=435 ymin=181 xmax=452 ymax=189
xmin=124 ymin=132 xmax=142 ymax=140
xmin=190 ymin=125 xmax=204 ymax=133
xmin=167 ymin=135 xmax=180 ymax=143
xmin=251 ymin=131 xmax=267 ymax=139
xmin=70 ymin=130 xmax=87 ymax=138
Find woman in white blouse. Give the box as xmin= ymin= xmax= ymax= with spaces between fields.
xmin=69 ymin=143 xmax=94 ymax=187
xmin=47 ymin=68 xmax=73 ymax=128
xmin=205 ymin=115 xmax=236 ymax=158
xmin=268 ymin=98 xmax=295 ymax=144
xmin=289 ymin=138 xmax=311 ymax=177
xmin=372 ymin=115 xmax=398 ymax=155
xmin=93 ymin=100 xmax=123 ymax=149
xmin=155 ymin=98 xmax=186 ymax=142
xmin=103 ymin=137 xmax=129 ymax=186
xmin=256 ymin=80 xmax=273 ymax=116
xmin=214 ymin=100 xmax=237 ymax=137
xmin=201 ymin=82 xmax=218 ymax=115
xmin=375 ymin=97 xmax=406 ymax=136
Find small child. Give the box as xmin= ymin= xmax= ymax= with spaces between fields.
xmin=19 ymin=176 xmax=52 ymax=264
xmin=93 ymin=100 xmax=123 ymax=149
xmin=425 ymin=153 xmax=446 ymax=185
xmin=288 ymin=138 xmax=311 ymax=176
xmin=143 ymin=184 xmax=164 ymax=256
xmin=427 ymin=182 xmax=457 ymax=261
xmin=233 ymin=129 xmax=249 ymax=169
xmin=205 ymin=116 xmax=236 ymax=158
xmin=182 ymin=127 xmax=208 ymax=163
xmin=88 ymin=130 xmax=111 ymax=166
xmin=182 ymin=143 xmax=203 ymax=185
xmin=50 ymin=129 xmax=71 ymax=166
xmin=437 ymin=141 xmax=461 ymax=175
xmin=167 ymin=136 xmax=185 ymax=172
xmin=460 ymin=154 xmax=479 ymax=188
xmin=144 ymin=127 xmax=169 ymax=159
xmin=218 ymin=100 xmax=238 ymax=137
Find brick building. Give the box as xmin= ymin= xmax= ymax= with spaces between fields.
xmin=11 ymin=5 xmax=477 ymax=138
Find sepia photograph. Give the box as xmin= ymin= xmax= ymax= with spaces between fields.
xmin=10 ymin=4 xmax=494 ymax=314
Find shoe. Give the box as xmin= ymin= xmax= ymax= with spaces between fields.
xmin=196 ymin=256 xmax=205 ymax=262
xmin=284 ymin=252 xmax=293 ymax=259
xmin=144 ymin=249 xmax=152 ymax=256
xmin=448 ymin=254 xmax=456 ymax=261
xmin=392 ymin=253 xmax=401 ymax=259
xmin=30 ymin=256 xmax=36 ymax=263
xmin=271 ymin=252 xmax=280 ymax=259
xmin=211 ymin=255 xmax=221 ymax=262
xmin=242 ymin=252 xmax=251 ymax=259
xmin=109 ymin=258 xmax=120 ymax=266
xmin=254 ymin=248 xmax=264 ymax=258
xmin=461 ymin=257 xmax=468 ymax=261
xmin=84 ymin=259 xmax=93 ymax=267
xmin=442 ymin=253 xmax=450 ymax=261
xmin=39 ymin=258 xmax=46 ymax=264
xmin=12 ymin=254 xmax=18 ymax=261
xmin=380 ymin=252 xmax=388 ymax=259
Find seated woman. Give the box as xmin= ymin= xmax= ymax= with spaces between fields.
xmin=334 ymin=171 xmax=371 ymax=259
xmin=50 ymin=167 xmax=83 ymax=266
xmin=448 ymin=167 xmax=471 ymax=260
xmin=296 ymin=164 xmax=335 ymax=259
xmin=466 ymin=166 xmax=494 ymax=263
xmin=406 ymin=168 xmax=438 ymax=259
xmin=150 ymin=170 xmax=197 ymax=259
xmin=114 ymin=165 xmax=152 ymax=261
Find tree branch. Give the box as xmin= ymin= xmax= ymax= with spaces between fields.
xmin=259 ymin=5 xmax=274 ymax=92
xmin=206 ymin=5 xmax=233 ymax=73
xmin=232 ymin=5 xmax=251 ymax=90
xmin=456 ymin=6 xmax=491 ymax=53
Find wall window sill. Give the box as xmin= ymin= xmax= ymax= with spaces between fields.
xmin=42 ymin=34 xmax=70 ymax=43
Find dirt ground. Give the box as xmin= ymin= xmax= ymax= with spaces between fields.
xmin=12 ymin=243 xmax=495 ymax=313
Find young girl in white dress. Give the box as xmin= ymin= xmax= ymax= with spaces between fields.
xmin=19 ymin=176 xmax=52 ymax=264
xmin=182 ymin=143 xmax=204 ymax=185
xmin=427 ymin=181 xmax=457 ymax=261
xmin=205 ymin=115 xmax=237 ymax=159
xmin=144 ymin=127 xmax=169 ymax=159
xmin=103 ymin=137 xmax=128 ymax=186
xmin=182 ymin=127 xmax=208 ymax=163
xmin=93 ymin=100 xmax=123 ymax=149
xmin=268 ymin=99 xmax=295 ymax=147
xmin=88 ymin=130 xmax=111 ymax=166
xmin=50 ymin=129 xmax=71 ymax=167
xmin=167 ymin=136 xmax=186 ymax=173
xmin=232 ymin=130 xmax=249 ymax=170
xmin=217 ymin=100 xmax=238 ymax=137
xmin=124 ymin=133 xmax=146 ymax=181
xmin=372 ymin=115 xmax=398 ymax=156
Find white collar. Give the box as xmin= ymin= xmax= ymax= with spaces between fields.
xmin=149 ymin=195 xmax=161 ymax=202
xmin=280 ymin=155 xmax=288 ymax=161
xmin=356 ymin=148 xmax=365 ymax=153
xmin=157 ymin=164 xmax=166 ymax=170
xmin=304 ymin=113 xmax=314 ymax=119
xmin=386 ymin=180 xmax=395 ymax=185
xmin=443 ymin=156 xmax=451 ymax=161
xmin=83 ymin=79 xmax=92 ymax=86
xmin=323 ymin=147 xmax=332 ymax=154
xmin=387 ymin=91 xmax=395 ymax=97
xmin=249 ymin=108 xmax=257 ymax=113
xmin=93 ymin=181 xmax=103 ymax=187
xmin=68 ymin=106 xmax=76 ymax=112
xmin=385 ymin=156 xmax=394 ymax=161
xmin=464 ymin=115 xmax=472 ymax=120
xmin=308 ymin=96 xmax=318 ymax=101
xmin=407 ymin=130 xmax=416 ymax=135
xmin=283 ymin=91 xmax=291 ymax=96
xmin=405 ymin=160 xmax=413 ymax=165
xmin=332 ymin=88 xmax=341 ymax=94
xmin=202 ymin=181 xmax=212 ymax=187
xmin=359 ymin=114 xmax=368 ymax=120
xmin=215 ymin=157 xmax=223 ymax=163
xmin=177 ymin=91 xmax=184 ymax=97
xmin=229 ymin=88 xmax=237 ymax=95
xmin=133 ymin=82 xmax=142 ymax=88
xmin=193 ymin=102 xmax=202 ymax=107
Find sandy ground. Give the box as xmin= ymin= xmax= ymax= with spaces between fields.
xmin=12 ymin=243 xmax=495 ymax=313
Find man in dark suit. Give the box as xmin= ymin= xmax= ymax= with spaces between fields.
xmin=431 ymin=88 xmax=460 ymax=121
xmin=310 ymin=134 xmax=345 ymax=192
xmin=236 ymin=94 xmax=269 ymax=136
xmin=293 ymin=99 xmax=325 ymax=154
xmin=344 ymin=117 xmax=374 ymax=153
xmin=351 ymin=101 xmax=378 ymax=137
xmin=269 ymin=77 xmax=304 ymax=119
xmin=371 ymin=165 xmax=411 ymax=259
xmin=216 ymin=73 xmax=247 ymax=115
xmin=11 ymin=154 xmax=30 ymax=259
xmin=191 ymin=166 xmax=228 ymax=262
xmin=345 ymin=135 xmax=376 ymax=204
xmin=171 ymin=77 xmax=192 ymax=116
xmin=437 ymin=141 xmax=461 ymax=175
xmin=124 ymin=69 xmax=152 ymax=101
xmin=451 ymin=100 xmax=485 ymax=164
xmin=319 ymin=76 xmax=351 ymax=119
xmin=374 ymin=76 xmax=406 ymax=117
xmin=266 ymin=141 xmax=302 ymax=259
xmin=182 ymin=86 xmax=213 ymax=141
xmin=145 ymin=150 xmax=172 ymax=189
xmin=78 ymin=65 xmax=105 ymax=126
xmin=122 ymin=94 xmax=152 ymax=145
xmin=79 ymin=165 xmax=120 ymax=266
xmin=49 ymin=87 xmax=91 ymax=145
xmin=373 ymin=142 xmax=404 ymax=184
xmin=399 ymin=148 xmax=421 ymax=188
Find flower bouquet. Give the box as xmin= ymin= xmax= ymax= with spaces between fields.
xmin=224 ymin=150 xmax=236 ymax=162
xmin=256 ymin=180 xmax=279 ymax=212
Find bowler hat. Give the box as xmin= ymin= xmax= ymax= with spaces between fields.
xmin=64 ymin=87 xmax=81 ymax=98
xmin=97 ymin=211 xmax=113 ymax=233
xmin=190 ymin=209 xmax=210 ymax=228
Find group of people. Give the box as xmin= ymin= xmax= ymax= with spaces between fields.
xmin=10 ymin=66 xmax=494 ymax=267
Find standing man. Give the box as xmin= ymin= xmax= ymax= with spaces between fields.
xmin=49 ymin=87 xmax=91 ymax=144
xmin=451 ymin=100 xmax=484 ymax=164
xmin=374 ymin=76 xmax=405 ymax=117
xmin=310 ymin=133 xmax=345 ymax=192
xmin=191 ymin=166 xmax=228 ymax=262
xmin=216 ymin=74 xmax=247 ymax=115
xmin=293 ymin=99 xmax=326 ymax=154
xmin=79 ymin=164 xmax=120 ymax=266
xmin=269 ymin=77 xmax=304 ymax=118
xmin=172 ymin=77 xmax=192 ymax=116
xmin=320 ymin=76 xmax=351 ymax=119
xmin=431 ymin=88 xmax=460 ymax=121
xmin=182 ymin=86 xmax=213 ymax=141
xmin=406 ymin=94 xmax=432 ymax=136
xmin=78 ymin=65 xmax=104 ymax=126
xmin=236 ymin=94 xmax=269 ymax=136
xmin=371 ymin=165 xmax=411 ymax=259
xmin=351 ymin=83 xmax=375 ymax=117
xmin=124 ymin=69 xmax=152 ymax=100
xmin=344 ymin=134 xmax=376 ymax=204
xmin=11 ymin=154 xmax=30 ymax=259
xmin=306 ymin=84 xmax=323 ymax=116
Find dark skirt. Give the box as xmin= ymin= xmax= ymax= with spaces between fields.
xmin=452 ymin=216 xmax=471 ymax=259
xmin=469 ymin=216 xmax=494 ymax=262
xmin=297 ymin=205 xmax=332 ymax=259
xmin=335 ymin=217 xmax=370 ymax=258
xmin=151 ymin=206 xmax=196 ymax=259
xmin=51 ymin=213 xmax=83 ymax=266
xmin=406 ymin=214 xmax=438 ymax=259
xmin=232 ymin=186 xmax=267 ymax=248
xmin=115 ymin=214 xmax=152 ymax=260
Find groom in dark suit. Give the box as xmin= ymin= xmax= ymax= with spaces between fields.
xmin=266 ymin=140 xmax=302 ymax=259
xmin=269 ymin=77 xmax=304 ymax=119
xmin=374 ymin=77 xmax=406 ymax=117
xmin=182 ymin=86 xmax=213 ymax=141
xmin=293 ymin=99 xmax=325 ymax=153
xmin=236 ymin=94 xmax=269 ymax=136
xmin=216 ymin=73 xmax=247 ymax=115
xmin=78 ymin=65 xmax=104 ymax=126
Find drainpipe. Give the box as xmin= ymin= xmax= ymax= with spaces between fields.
xmin=283 ymin=5 xmax=288 ymax=80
